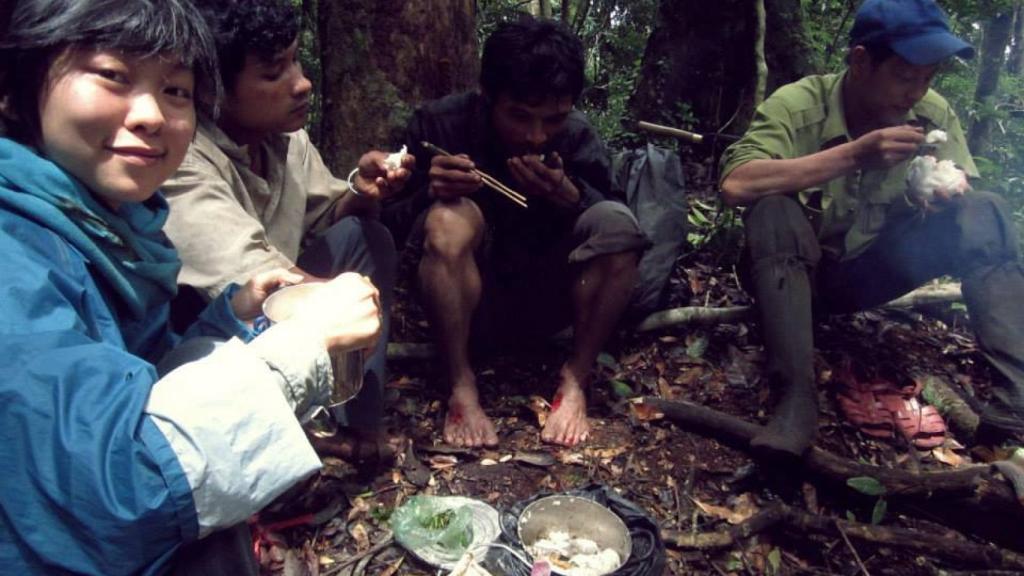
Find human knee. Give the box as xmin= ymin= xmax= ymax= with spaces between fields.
xmin=569 ymin=201 xmax=648 ymax=262
xmin=422 ymin=199 xmax=484 ymax=259
xmin=744 ymin=195 xmax=820 ymax=264
xmin=953 ymin=191 xmax=1020 ymax=267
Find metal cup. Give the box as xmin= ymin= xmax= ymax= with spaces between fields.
xmin=261 ymin=283 xmax=365 ymax=409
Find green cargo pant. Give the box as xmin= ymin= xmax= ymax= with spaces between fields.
xmin=742 ymin=191 xmax=1024 ymax=440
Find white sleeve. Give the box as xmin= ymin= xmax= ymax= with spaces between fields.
xmin=144 ymin=336 xmax=328 ymax=537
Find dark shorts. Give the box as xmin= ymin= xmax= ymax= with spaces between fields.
xmin=407 ymin=200 xmax=648 ymax=348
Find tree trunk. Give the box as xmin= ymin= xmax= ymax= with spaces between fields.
xmin=316 ymin=0 xmax=478 ymax=172
xmin=628 ymin=0 xmax=818 ymax=141
xmin=969 ymin=7 xmax=1014 ymax=156
xmin=753 ymin=0 xmax=767 ymax=107
xmin=539 ymin=0 xmax=553 ymax=19
xmin=1008 ymin=1 xmax=1024 ymax=75
xmin=528 ymin=0 xmax=552 ymax=18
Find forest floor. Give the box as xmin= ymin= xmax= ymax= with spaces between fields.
xmin=254 ymin=158 xmax=1023 ymax=576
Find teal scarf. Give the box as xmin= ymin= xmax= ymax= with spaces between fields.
xmin=0 ymin=138 xmax=181 ymax=321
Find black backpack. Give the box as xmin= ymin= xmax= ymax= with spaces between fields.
xmin=612 ymin=144 xmax=689 ymax=317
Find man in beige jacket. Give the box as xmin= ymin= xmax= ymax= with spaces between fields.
xmin=163 ymin=0 xmax=413 ymax=465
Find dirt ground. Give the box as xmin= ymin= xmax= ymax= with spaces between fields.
xmin=254 ymin=164 xmax=1021 ymax=576
xmin=256 ymin=271 xmax=1015 ymax=574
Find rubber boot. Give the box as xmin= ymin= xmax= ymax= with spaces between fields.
xmin=748 ymin=255 xmax=820 ymax=460
xmin=963 ymin=262 xmax=1024 ymax=443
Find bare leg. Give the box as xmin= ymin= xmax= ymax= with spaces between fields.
xmin=418 ymin=199 xmax=498 ymax=447
xmin=542 ymin=250 xmax=639 ymax=446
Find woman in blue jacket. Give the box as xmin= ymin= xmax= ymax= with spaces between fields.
xmin=0 ymin=0 xmax=383 ymax=573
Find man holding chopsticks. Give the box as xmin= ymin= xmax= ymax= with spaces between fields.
xmin=384 ymin=16 xmax=650 ymax=447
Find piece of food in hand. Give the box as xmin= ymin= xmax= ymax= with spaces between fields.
xmin=925 ymin=129 xmax=948 ymax=145
xmin=906 ymin=155 xmax=969 ymax=207
xmin=384 ymin=145 xmax=408 ymax=171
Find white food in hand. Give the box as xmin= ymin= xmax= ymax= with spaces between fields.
xmin=384 ymin=145 xmax=408 ymax=171
xmin=906 ymin=155 xmax=969 ymax=207
xmin=925 ymin=129 xmax=948 ymax=145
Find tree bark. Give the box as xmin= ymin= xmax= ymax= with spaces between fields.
xmin=753 ymin=0 xmax=767 ymax=107
xmin=628 ymin=0 xmax=819 ymax=139
xmin=969 ymin=7 xmax=1014 ymax=156
xmin=539 ymin=0 xmax=553 ymax=19
xmin=316 ymin=0 xmax=478 ymax=172
xmin=1008 ymin=1 xmax=1024 ymax=75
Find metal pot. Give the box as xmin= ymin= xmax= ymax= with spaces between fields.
xmin=517 ymin=495 xmax=631 ymax=575
xmin=262 ymin=283 xmax=364 ymax=407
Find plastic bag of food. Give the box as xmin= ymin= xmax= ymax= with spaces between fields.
xmin=392 ymin=495 xmax=475 ymax=560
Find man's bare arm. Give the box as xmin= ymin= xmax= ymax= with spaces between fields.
xmin=720 ymin=125 xmax=925 ymax=207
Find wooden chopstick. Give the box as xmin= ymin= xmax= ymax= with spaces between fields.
xmin=420 ymin=141 xmax=528 ymax=208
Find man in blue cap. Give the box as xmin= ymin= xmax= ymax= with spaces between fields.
xmin=719 ymin=0 xmax=1024 ymax=459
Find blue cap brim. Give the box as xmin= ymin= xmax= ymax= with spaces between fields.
xmin=891 ymin=31 xmax=975 ymax=65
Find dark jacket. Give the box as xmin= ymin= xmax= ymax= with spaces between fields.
xmin=384 ymin=91 xmax=621 ymax=253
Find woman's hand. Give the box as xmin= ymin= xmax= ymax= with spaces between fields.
xmin=287 ymin=272 xmax=382 ymax=354
xmin=230 ymin=268 xmax=304 ymax=321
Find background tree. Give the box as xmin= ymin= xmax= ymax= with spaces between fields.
xmin=968 ymin=1 xmax=1014 ymax=155
xmin=1008 ymin=1 xmax=1024 ymax=75
xmin=627 ymin=0 xmax=819 ymax=145
xmin=315 ymin=0 xmax=478 ymax=171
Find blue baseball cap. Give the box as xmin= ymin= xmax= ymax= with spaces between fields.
xmin=849 ymin=0 xmax=975 ymax=65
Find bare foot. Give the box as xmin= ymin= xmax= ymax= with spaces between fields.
xmin=541 ymin=366 xmax=590 ymax=446
xmin=444 ymin=383 xmax=498 ymax=447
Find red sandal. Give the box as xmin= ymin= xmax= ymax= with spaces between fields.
xmin=835 ymin=367 xmax=896 ymax=439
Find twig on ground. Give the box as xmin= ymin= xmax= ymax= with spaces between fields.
xmin=322 ymin=533 xmax=395 ymax=576
xmin=835 ymin=519 xmax=872 ymax=576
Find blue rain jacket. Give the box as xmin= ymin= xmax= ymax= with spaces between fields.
xmin=0 ymin=139 xmax=252 ymax=575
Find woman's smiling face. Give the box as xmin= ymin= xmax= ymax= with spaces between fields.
xmin=38 ymin=48 xmax=196 ymax=209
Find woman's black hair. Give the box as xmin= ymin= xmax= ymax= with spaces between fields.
xmin=191 ymin=0 xmax=300 ymax=94
xmin=480 ymin=15 xmax=585 ymax=105
xmin=0 ymin=0 xmax=220 ymax=145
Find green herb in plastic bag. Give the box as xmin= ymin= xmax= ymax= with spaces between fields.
xmin=391 ymin=496 xmax=474 ymax=560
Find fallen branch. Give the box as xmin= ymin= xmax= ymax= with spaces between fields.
xmin=662 ymin=503 xmax=1024 ymax=570
xmin=386 ymin=283 xmax=963 ymax=360
xmin=885 ymin=282 xmax=962 ymax=309
xmin=642 ymin=397 xmax=1024 ymax=552
xmin=633 ymin=306 xmax=750 ymax=333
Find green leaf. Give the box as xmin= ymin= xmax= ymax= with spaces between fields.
xmin=688 ymin=209 xmax=711 ymax=227
xmin=370 ymin=505 xmax=393 ymax=523
xmin=597 ymin=352 xmax=619 ymax=370
xmin=847 ymin=476 xmax=887 ymax=496
xmin=871 ymin=498 xmax=887 ymax=525
xmin=725 ymin=554 xmax=744 ymax=572
xmin=609 ymin=379 xmax=634 ymax=399
xmin=767 ymin=547 xmax=782 ymax=575
xmin=846 ymin=510 xmax=857 ymax=522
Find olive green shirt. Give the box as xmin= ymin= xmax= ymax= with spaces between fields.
xmin=163 ymin=118 xmax=348 ymax=298
xmin=720 ymin=72 xmax=978 ymax=259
